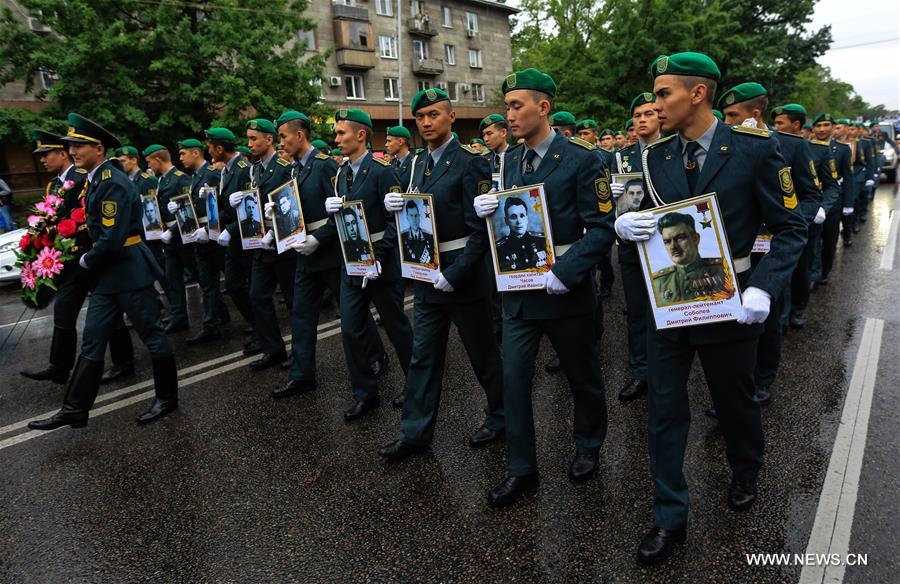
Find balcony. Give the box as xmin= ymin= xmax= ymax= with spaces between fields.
xmin=331 ymin=2 xmax=369 ymax=21
xmin=407 ymin=18 xmax=438 ymax=37
xmin=412 ymin=58 xmax=444 ymax=76
xmin=336 ymin=48 xmax=377 ymax=70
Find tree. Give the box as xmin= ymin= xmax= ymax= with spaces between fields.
xmin=0 ymin=0 xmax=328 ymax=147
xmin=787 ymin=65 xmax=885 ymax=120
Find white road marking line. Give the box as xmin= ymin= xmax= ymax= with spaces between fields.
xmin=0 ymin=298 xmax=413 ymax=449
xmin=799 ymin=317 xmax=884 ymax=584
xmin=880 ymin=210 xmax=898 ymax=270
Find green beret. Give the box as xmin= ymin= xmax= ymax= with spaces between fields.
xmin=117 ymin=145 xmax=139 ymax=157
xmin=205 ymin=127 xmax=236 ymax=142
xmin=576 ymin=119 xmax=599 ymax=131
xmin=32 ymin=129 xmax=66 ymax=153
xmin=275 ymin=110 xmax=311 ymax=128
xmin=61 ymin=112 xmax=121 ymax=149
xmin=501 ymin=68 xmax=557 ymax=98
xmin=812 ymin=113 xmax=835 ymax=125
xmin=614 ymin=130 xmax=624 ymax=136
xmin=718 ymin=82 xmax=767 ymax=109
xmin=236 ymin=145 xmax=252 ymax=156
xmin=387 ymin=126 xmax=411 ymax=139
xmin=803 ymin=121 xmax=812 ymax=130
xmin=549 ymin=111 xmax=576 ymax=127
xmin=625 ymin=118 xmax=634 ymax=130
xmin=629 ymin=91 xmax=656 ymax=114
xmin=177 ymin=138 xmax=205 ymax=150
xmin=599 ymin=129 xmax=614 ymax=138
xmin=330 ymin=148 xmax=342 ymax=156
xmin=770 ymin=103 xmax=807 ymax=119
xmin=712 ymin=109 xmax=724 ymax=121
xmin=311 ymin=139 xmax=329 ymax=149
xmin=142 ymin=144 xmax=168 ymax=157
xmin=650 ymin=52 xmax=721 ymax=81
xmin=334 ymin=108 xmax=372 ymax=128
xmin=471 ymin=138 xmax=485 ymax=146
xmin=836 ymin=118 xmax=850 ymax=125
xmin=411 ymin=88 xmax=450 ymax=114
xmin=479 ymin=113 xmax=507 ymax=132
xmin=246 ymin=118 xmax=277 ymax=134
xmin=451 ymin=131 xmax=459 ymax=141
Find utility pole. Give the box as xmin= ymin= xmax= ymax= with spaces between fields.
xmin=397 ymin=0 xmax=403 ymax=126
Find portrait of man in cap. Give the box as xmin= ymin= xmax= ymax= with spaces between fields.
xmin=492 ymin=194 xmax=548 ymax=272
xmin=399 ymin=197 xmax=436 ymax=265
xmin=172 ymin=195 xmax=197 ymax=234
xmin=272 ymin=186 xmax=302 ymax=240
xmin=338 ymin=202 xmax=373 ymax=263
xmin=239 ymin=193 xmax=263 ymax=238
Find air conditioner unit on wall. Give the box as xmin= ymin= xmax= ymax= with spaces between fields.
xmin=436 ymin=81 xmax=447 ymax=90
xmin=330 ymin=76 xmax=342 ymax=87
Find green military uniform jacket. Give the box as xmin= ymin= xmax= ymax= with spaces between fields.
xmin=156 ymin=166 xmax=193 ymax=246
xmin=291 ymin=150 xmax=341 ymax=273
xmin=652 ymin=257 xmax=727 ymax=307
xmin=189 ymin=161 xmax=220 ymax=225
xmin=808 ymin=140 xmax=842 ymax=212
xmin=773 ymin=131 xmax=822 ymax=223
xmin=218 ymin=153 xmax=252 ymax=238
xmin=393 ymin=153 xmax=414 ymax=189
xmin=253 ymin=152 xmax=293 ymax=262
xmin=830 ymin=140 xmax=857 ymax=208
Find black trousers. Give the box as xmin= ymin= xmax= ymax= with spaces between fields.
xmin=195 ymin=243 xmax=230 ymax=330
xmin=820 ymin=208 xmax=842 ymax=280
xmin=790 ymin=223 xmax=820 ymax=318
xmin=164 ymin=243 xmax=194 ymax=327
xmin=619 ymin=247 xmax=648 ymax=380
xmin=81 ymin=285 xmax=172 ymax=361
xmin=249 ymin=250 xmax=296 ymax=355
xmin=224 ymin=235 xmax=255 ymax=327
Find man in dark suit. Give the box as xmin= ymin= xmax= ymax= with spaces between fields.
xmin=385 ymin=125 xmax=414 ymax=188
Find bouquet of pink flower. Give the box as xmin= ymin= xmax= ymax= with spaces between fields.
xmin=14 ymin=184 xmax=87 ymax=309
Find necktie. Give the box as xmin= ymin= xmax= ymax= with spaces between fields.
xmin=523 ymin=149 xmax=537 ymax=178
xmin=293 ymin=161 xmax=303 ymax=179
xmin=684 ymin=141 xmax=701 ymax=194
xmin=424 ymin=154 xmax=434 ymax=177
xmin=346 ymin=166 xmax=354 ymax=188
xmin=251 ymin=162 xmax=262 ymax=188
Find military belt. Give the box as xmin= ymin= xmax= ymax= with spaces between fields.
xmin=554 ymin=243 xmax=573 ymax=256
xmin=438 ymin=236 xmax=469 ymax=252
xmin=371 ymin=230 xmax=385 ymax=242
xmin=124 ymin=235 xmax=142 ymax=247
xmin=307 ymin=218 xmax=328 ymax=231
xmin=733 ymin=255 xmax=751 ymax=273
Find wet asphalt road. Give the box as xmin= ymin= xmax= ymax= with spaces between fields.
xmin=0 ymin=184 xmax=897 ymax=583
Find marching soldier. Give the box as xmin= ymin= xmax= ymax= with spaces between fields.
xmin=474 ymin=68 xmax=616 ymax=507
xmin=615 ymin=53 xmax=806 ymax=564
xmin=831 ymin=119 xmax=859 ymax=246
xmin=480 ymin=113 xmax=510 ymax=173
xmin=812 ymin=115 xmax=856 ymax=272
xmin=850 ymin=122 xmax=876 ymax=225
xmin=117 ymin=145 xmax=163 ymax=272
xmin=311 ymin=139 xmax=330 ymax=156
xmin=377 ymin=88 xmax=505 ymax=461
xmin=385 ymin=126 xmax=414 ymax=187
xmin=614 ymin=130 xmax=627 ymax=150
xmin=625 ymin=118 xmax=637 ymax=145
xmin=29 ymin=113 xmax=178 ymax=430
xmin=599 ymin=129 xmax=616 ymax=152
xmin=549 ymin=111 xmax=577 ymax=138
xmin=324 ymin=108 xmax=413 ymax=421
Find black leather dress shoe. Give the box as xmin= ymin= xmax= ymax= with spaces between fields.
xmin=165 ymin=322 xmax=189 ymax=334
xmin=250 ymin=351 xmax=287 ymax=371
xmin=27 ymin=410 xmax=88 ymax=430
xmin=377 ymin=439 xmax=428 ymax=461
xmin=100 ymin=361 xmax=135 ymax=384
xmin=859 ymin=215 xmax=867 ymax=223
xmin=135 ymin=398 xmax=178 ymax=425
xmin=20 ymin=365 xmax=68 ymax=384
xmin=568 ymin=452 xmax=599 ymax=483
xmin=344 ymin=396 xmax=381 ymax=421
xmin=468 ymin=426 xmax=504 ymax=448
xmin=544 ymin=356 xmax=561 ymax=373
xmin=618 ymin=378 xmax=647 ymax=401
xmin=271 ymin=379 xmax=316 ymax=399
xmin=754 ymin=386 xmax=771 ymax=405
xmin=487 ymin=474 xmax=539 ymax=507
xmin=636 ymin=525 xmax=687 ymax=565
xmin=728 ymin=478 xmax=757 ymax=511
xmin=187 ymin=328 xmax=222 ymax=345
xmin=789 ymin=314 xmax=806 ymax=329
xmin=371 ymin=353 xmax=389 ymax=378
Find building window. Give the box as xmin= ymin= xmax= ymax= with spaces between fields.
xmin=441 ymin=5 xmax=452 ymax=27
xmin=337 ymin=0 xmax=357 ymax=5
xmin=379 ymin=35 xmax=397 ymax=59
xmin=447 ymin=81 xmax=458 ymax=101
xmin=417 ymin=80 xmax=433 ymax=92
xmin=472 ymin=83 xmax=485 ymax=102
xmin=468 ymin=48 xmax=482 ymax=68
xmin=444 ymin=44 xmax=455 ymax=65
xmin=384 ymin=77 xmax=399 ymax=101
xmin=465 ymin=12 xmax=478 ymax=33
xmin=410 ymin=0 xmax=422 ymax=17
xmin=412 ymin=39 xmax=429 ymax=60
xmin=349 ymin=22 xmax=369 ymax=48
xmin=345 ymin=75 xmax=365 ymax=100
xmin=375 ymin=0 xmax=393 ymax=16
xmin=297 ymin=29 xmax=317 ymax=51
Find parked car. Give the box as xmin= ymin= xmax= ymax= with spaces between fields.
xmin=877 ymin=122 xmax=898 ymax=183
xmin=0 ymin=228 xmax=26 ymax=283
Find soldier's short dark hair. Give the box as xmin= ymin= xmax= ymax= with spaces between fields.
xmin=208 ymin=139 xmax=236 ymax=154
xmin=243 ymin=195 xmax=256 ymax=207
xmin=554 ymin=124 xmax=576 ymax=135
xmin=503 ymin=196 xmax=528 ymax=216
xmin=404 ymin=199 xmax=418 ymax=212
xmin=341 ymin=206 xmax=358 ymax=220
xmin=284 ymin=118 xmax=311 ymax=140
xmin=679 ymin=76 xmax=717 ymax=104
xmin=658 ymin=211 xmax=696 ymax=233
xmin=781 ymin=111 xmax=806 ymax=126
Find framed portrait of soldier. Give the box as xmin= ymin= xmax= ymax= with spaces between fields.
xmin=336 ymin=200 xmax=376 ymax=276
xmin=200 ymin=186 xmax=221 ymax=240
xmin=267 ymin=178 xmax=307 ymax=254
xmin=485 ymin=184 xmax=556 ymax=292
xmin=171 ymin=194 xmax=200 ymax=244
xmin=140 ymin=193 xmax=164 ymax=241
xmin=236 ymin=188 xmax=266 ymax=250
xmin=395 ymin=194 xmax=440 ymax=283
xmin=637 ymin=193 xmax=743 ymax=329
xmin=611 ymin=172 xmax=646 ymax=216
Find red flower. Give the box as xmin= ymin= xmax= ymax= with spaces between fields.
xmin=70 ymin=207 xmax=86 ymax=224
xmin=57 ymin=219 xmax=77 ymax=238
xmin=19 ymin=234 xmax=31 ymax=250
xmin=33 ymin=233 xmax=53 ymax=251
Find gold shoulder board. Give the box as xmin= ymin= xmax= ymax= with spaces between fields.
xmin=645 ymin=134 xmax=677 ymax=149
xmin=569 ymin=136 xmax=594 ymax=150
xmin=315 ymin=152 xmax=329 ymax=160
xmin=75 ymin=168 xmax=88 ymax=174
xmin=459 ymin=144 xmax=481 ymax=154
xmin=733 ymin=126 xmax=773 ymax=138
xmin=373 ymin=157 xmax=391 ymax=166
xmin=237 ymin=160 xmax=249 ymax=168
xmin=276 ymin=158 xmax=291 ymax=167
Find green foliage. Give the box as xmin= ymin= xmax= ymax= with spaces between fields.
xmin=787 ymin=65 xmax=886 ymax=120
xmin=0 ymin=0 xmax=328 ymax=148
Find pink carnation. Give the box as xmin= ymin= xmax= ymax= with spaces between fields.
xmin=35 ymin=201 xmax=57 ymax=216
xmin=34 ymin=247 xmax=64 ymax=279
xmin=62 ymin=180 xmax=75 ymax=191
xmin=20 ymin=262 xmax=37 ymax=290
xmin=44 ymin=193 xmax=64 ymax=207
xmin=27 ymin=214 xmax=42 ymax=227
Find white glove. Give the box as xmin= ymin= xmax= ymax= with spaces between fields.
xmin=614 ymin=212 xmax=656 ymax=241
xmin=228 ymin=192 xmax=243 ymax=208
xmin=161 ymin=229 xmax=173 ymax=244
xmin=865 ymin=179 xmax=874 ymax=188
xmin=195 ymin=227 xmax=209 ymax=244
xmin=361 ymin=260 xmax=381 ymax=289
xmin=291 ymin=235 xmax=320 ymax=256
xmin=261 ymin=229 xmax=275 ymax=250
xmin=384 ymin=192 xmax=404 ymax=213
xmin=610 ymin=182 xmax=625 ymax=198
xmin=474 ymin=191 xmax=499 ymax=218
xmin=198 ymin=186 xmax=213 ymax=199
xmin=842 ymin=207 xmax=854 ymax=216
xmin=167 ymin=201 xmax=178 ymax=214
xmin=325 ymin=196 xmax=343 ymax=214
xmin=432 ymin=271 xmax=454 ymax=292
xmin=217 ymin=229 xmax=231 ymax=247
xmin=264 ymin=201 xmax=276 ymax=220
xmin=736 ymin=286 xmax=771 ymax=325
xmin=78 ymin=254 xmax=88 ymax=269
xmin=544 ymin=270 xmax=570 ymax=295
xmin=813 ymin=207 xmax=826 ymax=225
xmin=741 ymin=118 xmax=758 ymax=128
